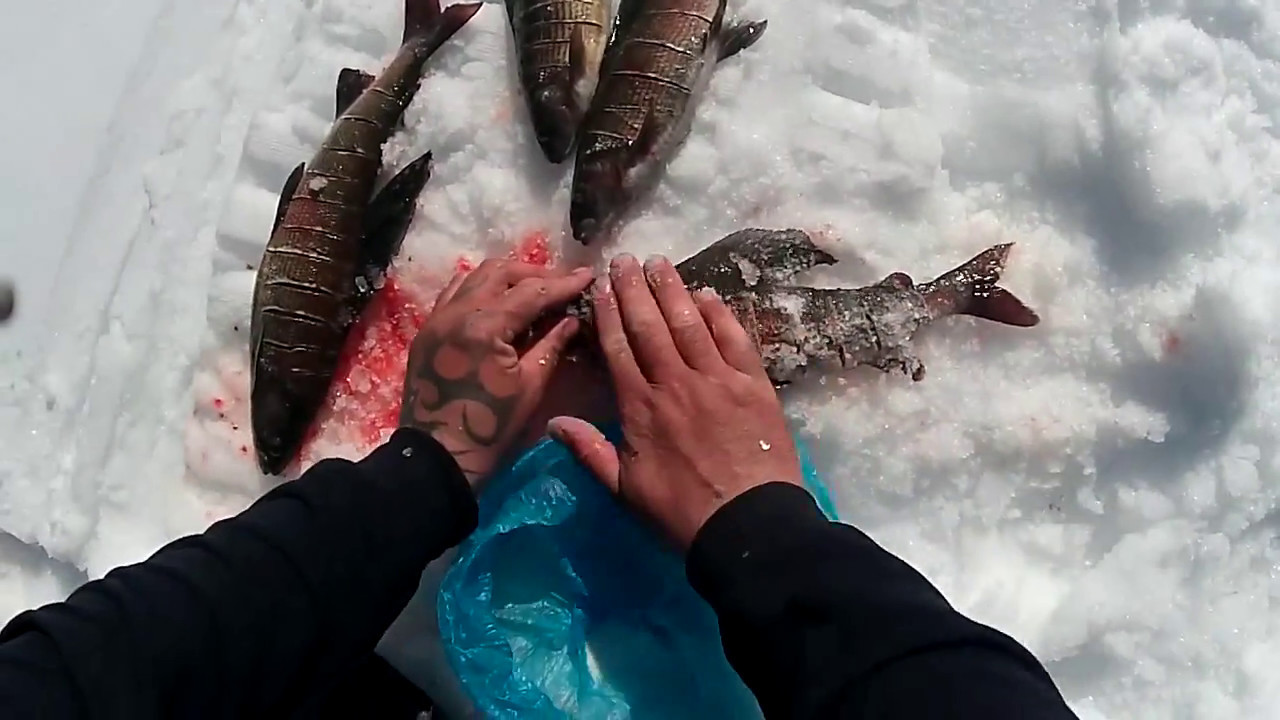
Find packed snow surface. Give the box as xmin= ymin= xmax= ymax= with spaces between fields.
xmin=3 ymin=0 xmax=1280 ymax=717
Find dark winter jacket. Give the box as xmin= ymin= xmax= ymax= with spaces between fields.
xmin=0 ymin=428 xmax=1078 ymax=719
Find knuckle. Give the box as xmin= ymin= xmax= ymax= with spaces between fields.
xmin=602 ymin=334 xmax=631 ymax=357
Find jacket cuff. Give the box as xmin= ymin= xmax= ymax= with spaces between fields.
xmin=686 ymin=482 xmax=830 ymax=609
xmin=354 ymin=427 xmax=479 ymax=549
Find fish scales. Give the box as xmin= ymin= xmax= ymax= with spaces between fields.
xmin=582 ymin=1 xmax=719 ymax=153
xmin=515 ymin=0 xmax=606 ymax=78
xmin=506 ymin=0 xmax=611 ymax=162
xmin=251 ymin=0 xmax=482 ymax=475
xmin=569 ymin=0 xmax=766 ymax=244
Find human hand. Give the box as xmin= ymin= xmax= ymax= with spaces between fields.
xmin=548 ymin=254 xmax=804 ymax=549
xmin=400 ymin=259 xmax=594 ymax=487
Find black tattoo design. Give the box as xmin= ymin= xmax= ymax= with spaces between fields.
xmin=400 ymin=330 xmax=521 ymax=480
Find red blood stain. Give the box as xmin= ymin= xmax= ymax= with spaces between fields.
xmin=288 ymin=233 xmax=553 ymax=469
xmin=239 ymin=445 xmax=248 ymax=456
xmin=213 ymin=397 xmax=225 ymax=411
xmin=1163 ymin=331 xmax=1182 ymax=357
xmin=514 ymin=230 xmax=551 ymax=267
xmin=297 ymin=275 xmax=428 ymax=462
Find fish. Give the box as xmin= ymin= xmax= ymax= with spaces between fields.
xmin=569 ymin=0 xmax=767 ymax=245
xmin=564 ymin=228 xmax=1042 ymax=384
xmin=504 ymin=0 xmax=612 ymax=162
xmin=249 ymin=0 xmax=482 ymax=476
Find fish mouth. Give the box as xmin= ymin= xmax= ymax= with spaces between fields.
xmin=250 ymin=379 xmax=306 ymax=477
xmin=257 ymin=446 xmax=289 ymax=477
xmin=528 ymin=83 xmax=580 ymax=163
xmin=569 ymin=156 xmax=627 ymax=245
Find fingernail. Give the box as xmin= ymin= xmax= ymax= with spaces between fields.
xmin=573 ymin=266 xmax=593 ymax=277
xmin=592 ymin=276 xmax=612 ymax=299
xmin=547 ymin=418 xmax=567 ymax=441
xmin=695 ymin=287 xmax=719 ymax=301
xmin=610 ymin=253 xmax=636 ymax=273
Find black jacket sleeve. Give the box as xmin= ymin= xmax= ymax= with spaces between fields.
xmin=0 ymin=428 xmax=477 ymax=720
xmin=687 ymin=482 xmax=1078 ymax=719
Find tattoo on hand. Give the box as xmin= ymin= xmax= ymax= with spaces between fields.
xmin=400 ymin=329 xmax=521 ymax=482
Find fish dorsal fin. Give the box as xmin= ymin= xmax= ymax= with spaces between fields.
xmin=336 ymin=68 xmax=375 ymax=119
xmin=272 ymin=162 xmax=306 ymax=236
xmin=716 ymin=20 xmax=768 ymax=62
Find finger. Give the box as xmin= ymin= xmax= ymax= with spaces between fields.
xmin=500 ymin=267 xmax=594 ymax=335
xmin=433 ymin=269 xmax=469 ymax=310
xmin=592 ymin=275 xmax=648 ymax=394
xmin=695 ymin=289 xmax=769 ymax=378
xmin=610 ymin=254 xmax=683 ymax=380
xmin=457 ymin=259 xmax=558 ymax=298
xmin=548 ymin=416 xmax=621 ymax=495
xmin=518 ymin=316 xmax=580 ymax=390
xmin=643 ymin=255 xmax=721 ymax=370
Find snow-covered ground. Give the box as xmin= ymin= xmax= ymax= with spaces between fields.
xmin=2 ymin=0 xmax=1279 ymax=717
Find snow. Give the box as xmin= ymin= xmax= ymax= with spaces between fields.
xmin=1 ymin=0 xmax=1279 ymax=717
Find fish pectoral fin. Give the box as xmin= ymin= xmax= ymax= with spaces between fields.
xmin=716 ymin=19 xmax=768 ymax=62
xmin=360 ymin=151 xmax=435 ymax=278
xmin=272 ymin=162 xmax=306 ymax=236
xmin=336 ymin=68 xmax=376 ymax=119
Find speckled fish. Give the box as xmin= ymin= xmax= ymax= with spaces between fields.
xmin=569 ymin=0 xmax=767 ymax=245
xmin=250 ymin=0 xmax=481 ymax=476
xmin=566 ymin=229 xmax=1042 ymax=383
xmin=504 ymin=0 xmax=612 ymax=162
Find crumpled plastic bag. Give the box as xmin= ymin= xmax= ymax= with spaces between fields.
xmin=437 ymin=422 xmax=838 ymax=719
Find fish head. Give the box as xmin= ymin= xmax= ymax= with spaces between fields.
xmin=570 ymin=153 xmax=630 ymax=245
xmin=527 ymin=81 xmax=580 ymax=163
xmin=250 ymin=378 xmax=309 ymax=477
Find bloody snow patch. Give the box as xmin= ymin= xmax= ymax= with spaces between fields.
xmin=514 ymin=230 xmax=551 ymax=267
xmin=295 ymin=276 xmax=427 ymax=470
xmin=293 ymin=231 xmax=557 ymax=471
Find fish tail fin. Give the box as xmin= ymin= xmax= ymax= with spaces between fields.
xmin=404 ymin=0 xmax=482 ymax=45
xmin=919 ymin=243 xmax=1041 ymax=327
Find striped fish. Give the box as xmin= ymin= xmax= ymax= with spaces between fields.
xmin=505 ymin=0 xmax=612 ymax=162
xmin=250 ymin=0 xmax=481 ymax=476
xmin=569 ymin=0 xmax=766 ymax=245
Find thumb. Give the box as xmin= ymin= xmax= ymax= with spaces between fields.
xmin=548 ymin=416 xmax=620 ymax=494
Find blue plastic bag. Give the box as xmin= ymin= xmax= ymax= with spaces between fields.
xmin=437 ymin=422 xmax=838 ymax=719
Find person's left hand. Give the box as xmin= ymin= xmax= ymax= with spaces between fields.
xmin=400 ymin=259 xmax=594 ymax=488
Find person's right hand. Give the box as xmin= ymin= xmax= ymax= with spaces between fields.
xmin=548 ymin=254 xmax=805 ymax=550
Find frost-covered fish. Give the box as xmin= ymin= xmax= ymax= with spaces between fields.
xmin=567 ymin=229 xmax=1041 ymax=383
xmin=250 ymin=0 xmax=481 ymax=476
xmin=505 ymin=0 xmax=612 ymax=162
xmin=569 ymin=0 xmax=766 ymax=245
